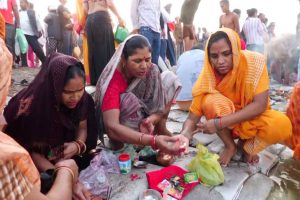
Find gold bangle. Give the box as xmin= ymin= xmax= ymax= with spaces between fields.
xmin=76 ymin=140 xmax=87 ymax=154
xmin=72 ymin=141 xmax=81 ymax=155
xmin=54 ymin=166 xmax=75 ymax=181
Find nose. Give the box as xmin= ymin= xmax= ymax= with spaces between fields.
xmin=140 ymin=60 xmax=147 ymax=69
xmin=217 ymin=55 xmax=225 ymax=65
xmin=70 ymin=92 xmax=81 ymax=102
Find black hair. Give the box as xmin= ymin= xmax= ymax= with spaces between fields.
xmin=220 ymin=0 xmax=229 ymax=4
xmin=64 ymin=62 xmax=86 ymax=85
xmin=123 ymin=35 xmax=152 ymax=60
xmin=248 ymin=8 xmax=257 ymax=17
xmin=207 ymin=31 xmax=232 ymax=58
xmin=192 ymin=43 xmax=204 ymax=50
xmin=233 ymin=9 xmax=241 ymax=16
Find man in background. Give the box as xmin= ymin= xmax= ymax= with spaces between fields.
xmin=219 ymin=0 xmax=240 ymax=33
xmin=0 ymin=0 xmax=20 ymax=60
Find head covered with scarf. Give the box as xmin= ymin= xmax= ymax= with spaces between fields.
xmin=4 ymin=53 xmax=89 ymax=154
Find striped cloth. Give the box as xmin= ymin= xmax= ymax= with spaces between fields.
xmin=242 ymin=17 xmax=265 ymax=45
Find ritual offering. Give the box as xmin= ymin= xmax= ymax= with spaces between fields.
xmin=139 ymin=189 xmax=162 ymax=200
xmin=118 ymin=153 xmax=131 ymax=174
xmin=156 ymin=151 xmax=175 ymax=166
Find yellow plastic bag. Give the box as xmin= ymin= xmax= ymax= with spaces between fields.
xmin=187 ymin=144 xmax=224 ymax=186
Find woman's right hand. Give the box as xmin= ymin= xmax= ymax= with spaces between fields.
xmin=55 ymin=159 xmax=79 ymax=184
xmin=155 ymin=135 xmax=185 ymax=155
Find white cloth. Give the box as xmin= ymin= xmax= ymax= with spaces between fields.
xmin=131 ymin=0 xmax=161 ymax=33
xmin=0 ymin=0 xmax=7 ymax=9
xmin=19 ymin=10 xmax=42 ymax=36
xmin=176 ymin=49 xmax=205 ymax=101
xmin=242 ymin=17 xmax=266 ymax=45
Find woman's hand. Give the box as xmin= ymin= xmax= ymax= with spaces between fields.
xmin=118 ymin=17 xmax=125 ymax=27
xmin=63 ymin=142 xmax=79 ymax=159
xmin=172 ymin=134 xmax=189 ymax=154
xmin=196 ymin=119 xmax=217 ymax=134
xmin=155 ymin=135 xmax=186 ymax=155
xmin=73 ymin=181 xmax=91 ymax=200
xmin=139 ymin=118 xmax=154 ymax=135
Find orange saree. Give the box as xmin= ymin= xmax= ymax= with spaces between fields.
xmin=190 ymin=28 xmax=292 ymax=155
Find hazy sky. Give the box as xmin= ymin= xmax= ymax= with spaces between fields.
xmin=32 ymin=0 xmax=299 ymax=36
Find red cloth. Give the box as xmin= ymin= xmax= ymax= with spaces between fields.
xmin=240 ymin=38 xmax=246 ymax=50
xmin=0 ymin=0 xmax=16 ymax=25
xmin=146 ymin=165 xmax=198 ymax=200
xmin=101 ymin=70 xmax=128 ymax=112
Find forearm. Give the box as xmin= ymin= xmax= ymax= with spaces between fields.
xmin=46 ymin=169 xmax=73 ymax=200
xmin=147 ymin=113 xmax=163 ymax=125
xmin=180 ymin=115 xmax=200 ymax=140
xmin=30 ymin=152 xmax=55 ymax=172
xmin=107 ymin=123 xmax=154 ymax=146
xmin=108 ymin=1 xmax=121 ymax=20
xmin=221 ymin=102 xmax=266 ymax=128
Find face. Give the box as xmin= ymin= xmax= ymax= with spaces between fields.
xmin=61 ymin=76 xmax=85 ymax=109
xmin=124 ymin=47 xmax=151 ymax=79
xmin=20 ymin=0 xmax=28 ymax=10
xmin=220 ymin=2 xmax=229 ymax=13
xmin=209 ymin=38 xmax=233 ymax=76
xmin=60 ymin=0 xmax=67 ymax=5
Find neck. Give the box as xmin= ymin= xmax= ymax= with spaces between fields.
xmin=119 ymin=63 xmax=133 ymax=83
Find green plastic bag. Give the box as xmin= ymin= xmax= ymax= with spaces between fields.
xmin=187 ymin=144 xmax=224 ymax=186
xmin=16 ymin=28 xmax=28 ymax=54
xmin=114 ymin=25 xmax=129 ymax=43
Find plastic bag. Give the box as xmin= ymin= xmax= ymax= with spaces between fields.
xmin=187 ymin=144 xmax=224 ymax=186
xmin=114 ymin=25 xmax=129 ymax=43
xmin=15 ymin=28 xmax=28 ymax=54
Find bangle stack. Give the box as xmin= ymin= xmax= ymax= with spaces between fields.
xmin=151 ymin=135 xmax=158 ymax=150
xmin=74 ymin=140 xmax=87 ymax=156
xmin=214 ymin=118 xmax=223 ymax=131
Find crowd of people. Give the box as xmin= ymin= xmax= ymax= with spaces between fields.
xmin=0 ymin=0 xmax=300 ymax=199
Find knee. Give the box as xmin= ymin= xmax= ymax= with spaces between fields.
xmin=201 ymin=94 xmax=234 ymax=119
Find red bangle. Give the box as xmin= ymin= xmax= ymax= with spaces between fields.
xmin=219 ymin=118 xmax=222 ymax=129
xmin=151 ymin=135 xmax=157 ymax=150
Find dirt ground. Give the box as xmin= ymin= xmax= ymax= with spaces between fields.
xmin=9 ymin=67 xmax=40 ymax=97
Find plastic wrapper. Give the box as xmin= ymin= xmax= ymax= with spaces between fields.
xmin=16 ymin=28 xmax=28 ymax=54
xmin=79 ymin=150 xmax=119 ymax=199
xmin=187 ymin=144 xmax=224 ymax=186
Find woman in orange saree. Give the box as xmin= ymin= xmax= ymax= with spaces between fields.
xmin=178 ymin=28 xmax=292 ymax=166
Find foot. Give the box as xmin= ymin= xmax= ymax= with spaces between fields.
xmin=219 ymin=145 xmax=237 ymax=167
xmin=243 ymin=151 xmax=259 ymax=164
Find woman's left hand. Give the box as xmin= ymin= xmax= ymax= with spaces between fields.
xmin=73 ymin=181 xmax=91 ymax=200
xmin=63 ymin=142 xmax=79 ymax=159
xmin=118 ymin=18 xmax=126 ymax=27
xmin=196 ymin=119 xmax=217 ymax=134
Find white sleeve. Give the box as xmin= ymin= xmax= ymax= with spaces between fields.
xmin=131 ymin=0 xmax=139 ymax=29
xmin=161 ymin=8 xmax=173 ymax=23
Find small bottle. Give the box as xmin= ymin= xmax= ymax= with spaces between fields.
xmin=118 ymin=153 xmax=131 ymax=174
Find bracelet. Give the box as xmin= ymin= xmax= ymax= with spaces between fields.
xmin=72 ymin=141 xmax=81 ymax=155
xmin=151 ymin=135 xmax=158 ymax=150
xmin=214 ymin=118 xmax=221 ymax=131
xmin=54 ymin=166 xmax=75 ymax=181
xmin=219 ymin=118 xmax=223 ymax=129
xmin=76 ymin=140 xmax=87 ymax=154
xmin=139 ymin=133 xmax=145 ymax=145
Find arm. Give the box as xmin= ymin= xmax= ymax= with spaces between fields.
xmin=221 ymin=91 xmax=269 ymax=128
xmin=24 ymin=159 xmax=78 ymax=200
xmin=180 ymin=112 xmax=201 ymax=141
xmin=30 ymin=152 xmax=55 ymax=172
xmin=44 ymin=15 xmax=52 ymax=24
xmin=107 ymin=0 xmax=125 ymax=27
xmin=76 ymin=120 xmax=87 ymax=142
xmin=83 ymin=1 xmax=89 ymax=15
xmin=233 ymin=15 xmax=240 ymax=33
xmin=219 ymin=16 xmax=222 ymax=28
xmin=12 ymin=2 xmax=20 ymax=28
xmin=103 ymin=109 xmax=182 ymax=154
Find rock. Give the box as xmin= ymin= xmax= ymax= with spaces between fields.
xmin=237 ymin=174 xmax=274 ymax=200
xmin=192 ymin=133 xmax=218 ymax=146
xmin=207 ymin=138 xmax=225 ymax=154
xmin=168 ymin=110 xmax=188 ymax=123
xmin=166 ymin=121 xmax=182 ymax=134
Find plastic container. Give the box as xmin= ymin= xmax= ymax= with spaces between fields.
xmin=118 ymin=153 xmax=131 ymax=174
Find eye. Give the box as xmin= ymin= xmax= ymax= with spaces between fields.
xmin=222 ymin=50 xmax=232 ymax=57
xmin=210 ymin=54 xmax=218 ymax=59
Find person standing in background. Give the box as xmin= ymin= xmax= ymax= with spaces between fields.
xmin=219 ymin=0 xmax=240 ymax=33
xmin=131 ymin=0 xmax=161 ymax=65
xmin=180 ymin=0 xmax=201 ymax=51
xmin=174 ymin=16 xmax=184 ymax=60
xmin=57 ymin=0 xmax=73 ymax=56
xmin=84 ymin=0 xmax=124 ymax=86
xmin=0 ymin=0 xmax=20 ymax=61
xmin=19 ymin=0 xmax=46 ymax=65
xmin=44 ymin=5 xmax=62 ymax=56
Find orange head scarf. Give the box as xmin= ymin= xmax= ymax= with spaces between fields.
xmin=192 ymin=28 xmax=268 ymax=114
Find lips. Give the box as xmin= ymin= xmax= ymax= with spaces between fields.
xmin=68 ymin=102 xmax=77 ymax=108
xmin=138 ymin=71 xmax=146 ymax=76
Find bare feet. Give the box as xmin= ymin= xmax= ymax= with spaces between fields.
xmin=219 ymin=145 xmax=237 ymax=167
xmin=243 ymin=152 xmax=259 ymax=164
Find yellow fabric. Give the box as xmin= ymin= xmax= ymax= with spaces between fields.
xmin=190 ymin=28 xmax=292 ymax=155
xmin=286 ymin=81 xmax=300 ymax=161
xmin=76 ymin=0 xmax=90 ymax=84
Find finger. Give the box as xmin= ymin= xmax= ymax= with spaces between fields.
xmin=83 ymin=188 xmax=91 ymax=200
xmin=196 ymin=123 xmax=205 ymax=128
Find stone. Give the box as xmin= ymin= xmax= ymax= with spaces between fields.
xmin=192 ymin=133 xmax=218 ymax=146
xmin=207 ymin=138 xmax=225 ymax=154
xmin=237 ymin=174 xmax=274 ymax=200
xmin=168 ymin=109 xmax=188 ymax=123
xmin=166 ymin=121 xmax=182 ymax=134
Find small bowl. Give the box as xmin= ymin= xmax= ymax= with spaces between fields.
xmin=139 ymin=189 xmax=162 ymax=200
